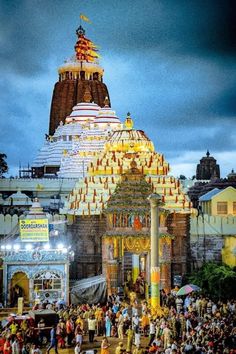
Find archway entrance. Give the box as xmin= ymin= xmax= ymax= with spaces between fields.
xmin=11 ymin=272 xmax=29 ymax=306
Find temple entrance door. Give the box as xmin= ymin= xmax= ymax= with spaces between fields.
xmin=11 ymin=272 xmax=29 ymax=306
xmin=139 ymin=253 xmax=148 ymax=281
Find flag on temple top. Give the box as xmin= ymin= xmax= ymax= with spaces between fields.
xmin=80 ymin=13 xmax=92 ymax=23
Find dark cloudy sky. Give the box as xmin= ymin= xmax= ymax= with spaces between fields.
xmin=0 ymin=0 xmax=236 ymax=178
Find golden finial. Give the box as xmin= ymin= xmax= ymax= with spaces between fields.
xmin=124 ymin=112 xmax=134 ymax=130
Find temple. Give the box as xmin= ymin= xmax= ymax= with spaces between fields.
xmin=196 ymin=151 xmax=220 ymax=180
xmin=0 ymin=22 xmax=201 ymax=304
xmin=62 ymin=114 xmax=192 ymax=292
xmin=32 ymin=93 xmax=122 ymax=178
xmin=49 ymin=25 xmax=110 ymax=135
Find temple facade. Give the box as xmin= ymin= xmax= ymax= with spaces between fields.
xmin=63 ymin=114 xmax=192 ymax=291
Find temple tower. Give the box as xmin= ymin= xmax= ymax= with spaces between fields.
xmin=49 ymin=25 xmax=110 ymax=134
xmin=196 ymin=151 xmax=220 ymax=180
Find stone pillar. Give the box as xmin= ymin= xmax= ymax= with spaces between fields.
xmin=132 ymin=254 xmax=139 ymax=283
xmin=29 ymin=278 xmax=34 ymax=305
xmin=148 ymin=193 xmax=162 ymax=309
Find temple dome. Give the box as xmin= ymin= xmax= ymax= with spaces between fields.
xmin=93 ymin=103 xmax=122 ymax=129
xmin=65 ymin=102 xmax=101 ymax=124
xmin=227 ymin=169 xmax=236 ymax=181
xmin=105 ymin=114 xmax=154 ymax=153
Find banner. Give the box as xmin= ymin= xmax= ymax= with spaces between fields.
xmin=17 ymin=297 xmax=24 ymax=315
xmin=20 ymin=219 xmax=49 ymax=242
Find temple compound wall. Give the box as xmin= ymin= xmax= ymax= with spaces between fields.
xmin=190 ymin=215 xmax=236 ymax=268
xmin=67 ymin=215 xmax=106 ymax=279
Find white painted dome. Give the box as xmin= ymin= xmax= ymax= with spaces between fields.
xmin=65 ymin=102 xmax=101 ymax=124
xmin=94 ymin=105 xmax=121 ymax=126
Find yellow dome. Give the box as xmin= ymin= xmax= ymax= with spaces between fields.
xmin=105 ymin=128 xmax=155 ymax=153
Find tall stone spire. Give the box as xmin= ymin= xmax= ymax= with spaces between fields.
xmin=49 ymin=25 xmax=110 ymax=135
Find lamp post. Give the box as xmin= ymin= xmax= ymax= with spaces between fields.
xmin=148 ymin=193 xmax=162 ymax=309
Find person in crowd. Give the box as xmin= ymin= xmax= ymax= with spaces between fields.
xmin=87 ymin=315 xmax=96 ymax=343
xmin=46 ymin=325 xmax=58 ymax=354
xmin=31 ymin=344 xmax=42 ymax=354
xmin=74 ymin=342 xmax=81 ymax=354
xmin=126 ymin=325 xmax=134 ymax=353
xmin=74 ymin=323 xmax=83 ymax=348
xmin=3 ymin=337 xmax=11 ymax=354
xmin=100 ymin=337 xmax=110 ymax=354
xmin=66 ymin=316 xmax=74 ymax=346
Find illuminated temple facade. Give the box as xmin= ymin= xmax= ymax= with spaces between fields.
xmin=62 ymin=114 xmax=192 ymax=292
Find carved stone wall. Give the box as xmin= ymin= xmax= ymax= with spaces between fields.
xmin=67 ymin=215 xmax=106 ymax=280
xmin=49 ymin=80 xmax=110 ymax=134
xmin=190 ymin=234 xmax=224 ymax=269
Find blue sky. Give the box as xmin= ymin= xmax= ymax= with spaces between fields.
xmin=0 ymin=0 xmax=236 ymax=178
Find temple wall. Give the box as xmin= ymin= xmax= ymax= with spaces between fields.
xmin=0 ymin=177 xmax=76 ymax=193
xmin=190 ymin=215 xmax=236 ymax=268
xmin=191 ymin=215 xmax=236 ymax=235
xmin=67 ymin=215 xmax=106 ymax=280
xmin=166 ymin=213 xmax=190 ymax=279
xmin=0 ymin=213 xmax=66 ymax=236
xmin=190 ymin=234 xmax=224 ymax=268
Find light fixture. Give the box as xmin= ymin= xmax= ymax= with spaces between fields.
xmin=13 ymin=244 xmax=20 ymax=251
xmin=43 ymin=243 xmax=51 ymax=250
xmin=1 ymin=245 xmax=6 ymax=250
xmin=57 ymin=243 xmax=64 ymax=250
xmin=25 ymin=244 xmax=32 ymax=251
xmin=6 ymin=245 xmax=12 ymax=250
xmin=62 ymin=248 xmax=68 ymax=254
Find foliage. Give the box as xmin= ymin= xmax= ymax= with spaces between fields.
xmin=179 ymin=175 xmax=186 ymax=180
xmin=187 ymin=262 xmax=236 ymax=300
xmin=0 ymin=153 xmax=8 ymax=177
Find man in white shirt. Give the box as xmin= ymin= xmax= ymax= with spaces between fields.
xmin=88 ymin=316 xmax=97 ymax=343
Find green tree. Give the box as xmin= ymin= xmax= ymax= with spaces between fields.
xmin=0 ymin=153 xmax=8 ymax=177
xmin=188 ymin=262 xmax=236 ymax=300
xmin=179 ymin=175 xmax=186 ymax=180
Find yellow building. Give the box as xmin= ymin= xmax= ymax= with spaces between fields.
xmin=197 ymin=186 xmax=236 ymax=267
xmin=199 ymin=186 xmax=236 ymax=216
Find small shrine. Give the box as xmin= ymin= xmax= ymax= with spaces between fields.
xmin=1 ymin=200 xmax=71 ymax=306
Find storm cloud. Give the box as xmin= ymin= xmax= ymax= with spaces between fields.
xmin=0 ymin=0 xmax=236 ymax=178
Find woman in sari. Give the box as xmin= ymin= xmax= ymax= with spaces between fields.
xmin=101 ymin=337 xmax=110 ymax=354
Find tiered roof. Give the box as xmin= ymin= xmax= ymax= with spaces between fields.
xmin=33 ymin=95 xmax=122 ymax=177
xmin=62 ymin=114 xmax=192 ymax=215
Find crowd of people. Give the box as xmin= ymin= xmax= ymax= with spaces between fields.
xmin=0 ymin=290 xmax=235 ymax=354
